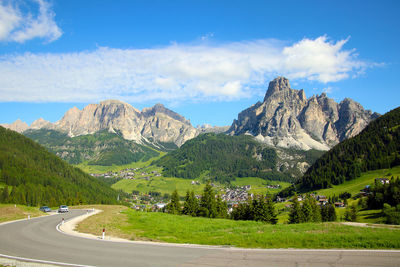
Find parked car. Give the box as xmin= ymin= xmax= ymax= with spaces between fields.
xmin=58 ymin=205 xmax=69 ymax=213
xmin=39 ymin=206 xmax=51 ymax=212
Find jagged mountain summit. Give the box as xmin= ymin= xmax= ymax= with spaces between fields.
xmin=2 ymin=100 xmax=199 ymax=147
xmin=228 ymin=77 xmax=379 ymax=151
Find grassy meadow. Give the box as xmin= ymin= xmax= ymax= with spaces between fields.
xmin=0 ymin=204 xmax=48 ymax=223
xmin=312 ymin=165 xmax=400 ymax=198
xmin=76 ymin=153 xmax=166 ymax=174
xmin=75 ymin=205 xmax=400 ymax=249
xmin=112 ymin=176 xmax=206 ymax=195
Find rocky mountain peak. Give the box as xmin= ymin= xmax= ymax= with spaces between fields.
xmin=264 ymin=76 xmax=291 ymax=100
xmin=0 ymin=119 xmax=29 ymax=133
xmin=142 ymin=103 xmax=189 ymax=125
xmin=30 ymin=118 xmax=52 ymax=129
xmin=229 ymin=77 xmax=378 ymax=151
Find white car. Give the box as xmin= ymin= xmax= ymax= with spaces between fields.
xmin=58 ymin=205 xmax=69 ymax=213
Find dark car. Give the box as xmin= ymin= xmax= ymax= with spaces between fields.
xmin=39 ymin=206 xmax=51 ymax=212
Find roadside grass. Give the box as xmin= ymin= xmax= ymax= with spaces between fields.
xmin=73 ymin=205 xmax=131 ymax=240
xmin=312 ymin=166 xmax=400 ymax=198
xmin=75 ymin=205 xmax=400 ymax=249
xmin=0 ymin=204 xmax=47 ymax=223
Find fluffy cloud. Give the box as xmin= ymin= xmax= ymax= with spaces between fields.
xmin=0 ymin=36 xmax=373 ymax=103
xmin=0 ymin=0 xmax=61 ymax=43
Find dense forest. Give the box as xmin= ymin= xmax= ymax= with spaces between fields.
xmin=280 ymin=107 xmax=400 ymax=196
xmin=154 ymin=133 xmax=291 ymax=183
xmin=24 ymin=129 xmax=159 ymax=165
xmin=0 ymin=126 xmax=118 ymax=206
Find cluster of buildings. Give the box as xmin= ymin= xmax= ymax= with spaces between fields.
xmin=221 ymin=186 xmax=253 ymax=202
xmin=90 ymin=168 xmax=162 ymax=180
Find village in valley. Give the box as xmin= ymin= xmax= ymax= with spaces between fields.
xmin=91 ymin=168 xmax=391 ymax=213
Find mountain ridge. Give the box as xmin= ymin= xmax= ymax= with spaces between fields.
xmin=2 ymin=101 xmax=199 ymax=147
xmin=228 ymin=77 xmax=379 ymax=151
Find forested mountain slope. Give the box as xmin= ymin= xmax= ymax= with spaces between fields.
xmin=280 ymin=107 xmax=400 ymax=196
xmin=154 ymin=133 xmax=322 ymax=183
xmin=24 ymin=129 xmax=160 ymax=165
xmin=0 ymin=126 xmax=118 ymax=206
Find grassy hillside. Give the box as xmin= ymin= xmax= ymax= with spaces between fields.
xmin=76 ymin=152 xmax=166 ymax=174
xmin=312 ymin=165 xmax=400 ymax=198
xmin=0 ymin=126 xmax=118 ymax=206
xmin=24 ymin=129 xmax=159 ymax=165
xmin=75 ymin=205 xmax=400 ymax=249
xmin=154 ymin=133 xmax=292 ymax=183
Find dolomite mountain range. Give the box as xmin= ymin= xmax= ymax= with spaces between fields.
xmin=1 ymin=77 xmax=378 ymax=151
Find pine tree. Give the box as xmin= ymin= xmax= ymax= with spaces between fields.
xmin=265 ymin=196 xmax=278 ymax=224
xmin=301 ymin=195 xmax=313 ymax=222
xmin=0 ymin=187 xmax=9 ymax=203
xmin=216 ymin=195 xmax=227 ymax=218
xmin=182 ymin=190 xmax=198 ymax=216
xmin=344 ymin=204 xmax=357 ymax=222
xmin=166 ymin=189 xmax=181 ymax=215
xmin=327 ymin=203 xmax=337 ymax=221
xmin=200 ymin=182 xmax=217 ymax=218
xmin=288 ymin=194 xmax=303 ymax=224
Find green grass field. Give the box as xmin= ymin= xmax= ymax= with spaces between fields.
xmin=112 ymin=176 xmax=206 ymax=195
xmin=0 ymin=204 xmax=47 ymax=223
xmin=76 ymin=153 xmax=166 ymax=174
xmin=76 ymin=205 xmax=400 ymax=249
xmin=312 ymin=165 xmax=400 ymax=198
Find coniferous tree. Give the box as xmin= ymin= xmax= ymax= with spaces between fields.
xmin=182 ymin=190 xmax=198 ymax=216
xmin=200 ymin=182 xmax=217 ymax=218
xmin=0 ymin=187 xmax=9 ymax=203
xmin=166 ymin=189 xmax=181 ymax=215
xmin=288 ymin=194 xmax=303 ymax=224
xmin=215 ymin=195 xmax=228 ymax=218
xmin=301 ymin=195 xmax=313 ymax=222
xmin=344 ymin=204 xmax=357 ymax=222
xmin=265 ymin=196 xmax=278 ymax=224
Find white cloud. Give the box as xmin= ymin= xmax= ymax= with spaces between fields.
xmin=0 ymin=0 xmax=61 ymax=43
xmin=0 ymin=36 xmax=374 ymax=103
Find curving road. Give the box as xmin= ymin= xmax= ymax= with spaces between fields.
xmin=0 ymin=210 xmax=399 ymax=267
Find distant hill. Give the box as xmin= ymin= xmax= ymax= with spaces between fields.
xmin=24 ymin=129 xmax=160 ymax=165
xmin=279 ymin=107 xmax=400 ymax=196
xmin=0 ymin=126 xmax=118 ymax=206
xmin=154 ymin=133 xmax=324 ymax=183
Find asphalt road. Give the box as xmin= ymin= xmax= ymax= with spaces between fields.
xmin=0 ymin=210 xmax=399 ymax=267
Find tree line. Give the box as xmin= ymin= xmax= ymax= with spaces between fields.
xmin=164 ymin=182 xmax=278 ymax=224
xmin=367 ymin=177 xmax=400 ymax=224
xmin=288 ymin=194 xmax=337 ymax=223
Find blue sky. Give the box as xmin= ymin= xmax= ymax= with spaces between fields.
xmin=0 ymin=0 xmax=399 ymax=127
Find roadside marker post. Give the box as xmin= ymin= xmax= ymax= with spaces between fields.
xmin=102 ymin=228 xmax=105 ymax=240
xmin=62 ymin=218 xmax=64 ymax=225
xmin=28 ymin=214 xmax=30 ymax=220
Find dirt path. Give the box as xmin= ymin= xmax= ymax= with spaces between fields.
xmin=341 ymin=221 xmax=400 ymax=229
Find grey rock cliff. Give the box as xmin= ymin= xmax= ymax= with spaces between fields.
xmin=0 ymin=119 xmax=29 ymax=133
xmin=3 ymin=100 xmax=199 ymax=147
xmin=228 ymin=77 xmax=378 ymax=151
